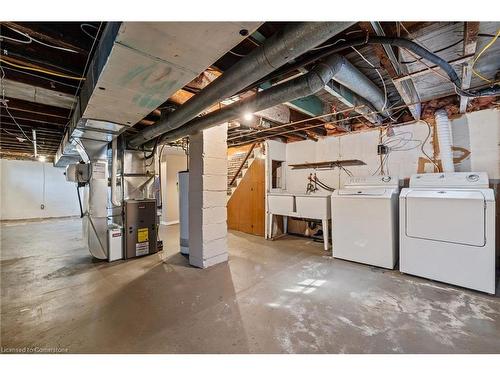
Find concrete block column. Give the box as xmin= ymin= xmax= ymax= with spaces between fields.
xmin=188 ymin=123 xmax=228 ymax=268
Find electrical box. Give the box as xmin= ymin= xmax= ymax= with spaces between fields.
xmin=124 ymin=199 xmax=158 ymax=259
xmin=377 ymin=144 xmax=389 ymax=155
xmin=107 ymin=225 xmax=123 ymax=262
xmin=65 ymin=163 xmax=90 ymax=184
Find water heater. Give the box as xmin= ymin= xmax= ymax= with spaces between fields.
xmin=178 ymin=171 xmax=189 ymax=255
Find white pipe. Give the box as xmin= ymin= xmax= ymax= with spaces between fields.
xmin=434 ymin=109 xmax=454 ymax=172
xmin=32 ymin=129 xmax=37 ymax=158
xmin=111 ymin=138 xmax=121 ymax=207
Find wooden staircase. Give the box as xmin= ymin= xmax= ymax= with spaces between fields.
xmin=227 ymin=143 xmax=257 ymax=199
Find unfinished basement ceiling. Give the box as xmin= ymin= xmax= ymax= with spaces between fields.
xmin=1 ymin=21 xmax=499 ymax=159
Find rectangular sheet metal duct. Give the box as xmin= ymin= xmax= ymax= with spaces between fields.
xmin=55 ymin=21 xmax=262 ymax=166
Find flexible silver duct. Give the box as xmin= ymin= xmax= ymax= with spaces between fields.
xmin=156 ymin=54 xmax=388 ymax=144
xmin=156 ymin=54 xmax=354 ymax=143
xmin=128 ymin=22 xmax=355 ymax=148
xmin=328 ymin=54 xmax=390 ymax=117
xmin=325 ymin=80 xmax=384 ymax=124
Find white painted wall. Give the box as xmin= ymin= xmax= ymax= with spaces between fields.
xmin=452 ymin=108 xmax=500 ymax=179
xmin=0 ymin=159 xmax=80 ymax=220
xmin=160 ymin=147 xmax=188 ymax=225
xmin=266 ymin=108 xmax=500 ymax=194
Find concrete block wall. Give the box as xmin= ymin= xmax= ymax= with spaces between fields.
xmin=188 ymin=123 xmax=229 ymax=268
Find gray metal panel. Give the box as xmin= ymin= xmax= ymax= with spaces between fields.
xmin=82 ymin=22 xmax=263 ymax=126
xmin=115 ymin=22 xmax=262 ymax=76
xmin=124 ymin=199 xmax=158 ymax=259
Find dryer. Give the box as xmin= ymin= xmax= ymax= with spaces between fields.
xmin=400 ymin=172 xmax=496 ymax=294
xmin=331 ymin=175 xmax=400 ymax=269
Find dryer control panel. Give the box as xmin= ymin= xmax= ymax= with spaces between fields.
xmin=409 ymin=172 xmax=489 ymax=188
xmin=344 ymin=175 xmax=399 ymax=189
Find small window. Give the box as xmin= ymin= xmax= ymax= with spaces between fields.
xmin=271 ymin=160 xmax=284 ymax=189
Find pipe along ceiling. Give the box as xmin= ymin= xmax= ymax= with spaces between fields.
xmin=155 ymin=53 xmax=389 ymax=145
xmin=131 ymin=31 xmax=500 ymax=150
xmin=127 ymin=22 xmax=356 ymax=148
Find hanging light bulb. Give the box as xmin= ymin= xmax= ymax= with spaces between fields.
xmin=243 ymin=112 xmax=254 ymax=121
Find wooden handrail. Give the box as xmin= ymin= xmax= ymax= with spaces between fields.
xmin=229 ymin=143 xmax=256 ymax=187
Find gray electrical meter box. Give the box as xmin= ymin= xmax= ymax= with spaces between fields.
xmin=124 ymin=199 xmax=158 ymax=259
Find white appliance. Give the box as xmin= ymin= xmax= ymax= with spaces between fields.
xmin=178 ymin=171 xmax=189 ymax=255
xmin=400 ymin=172 xmax=496 ymax=294
xmin=107 ymin=225 xmax=123 ymax=262
xmin=331 ymin=175 xmax=400 ymax=268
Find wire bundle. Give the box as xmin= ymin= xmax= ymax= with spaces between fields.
xmin=307 ymin=173 xmax=336 ymax=193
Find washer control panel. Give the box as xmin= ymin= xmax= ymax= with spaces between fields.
xmin=410 ymin=172 xmax=489 ymax=188
xmin=345 ymin=175 xmax=399 ymax=188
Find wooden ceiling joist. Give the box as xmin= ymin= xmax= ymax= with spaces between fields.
xmin=1 ymin=22 xmax=89 ymax=56
xmin=360 ymin=22 xmax=422 ymax=120
xmin=459 ymin=22 xmax=480 ymax=113
xmin=1 ymin=97 xmax=71 ymax=118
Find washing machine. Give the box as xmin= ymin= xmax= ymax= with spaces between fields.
xmin=331 ymin=175 xmax=400 ymax=269
xmin=400 ymin=172 xmax=496 ymax=294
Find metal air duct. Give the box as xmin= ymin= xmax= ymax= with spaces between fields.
xmin=327 ymin=54 xmax=390 ymax=117
xmin=128 ymin=22 xmax=356 ymax=148
xmin=156 ymin=53 xmax=389 ymax=143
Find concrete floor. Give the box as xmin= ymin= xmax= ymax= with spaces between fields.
xmin=1 ymin=217 xmax=499 ymax=353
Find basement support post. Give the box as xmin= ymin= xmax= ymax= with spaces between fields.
xmin=188 ymin=123 xmax=229 ymax=268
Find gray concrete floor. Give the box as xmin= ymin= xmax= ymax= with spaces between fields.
xmin=1 ymin=217 xmax=499 ymax=353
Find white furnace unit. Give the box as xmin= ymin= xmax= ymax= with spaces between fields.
xmin=331 ymin=175 xmax=400 ymax=269
xmin=400 ymin=172 xmax=496 ymax=294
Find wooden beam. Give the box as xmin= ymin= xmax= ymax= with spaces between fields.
xmin=0 ymin=110 xmax=68 ymax=125
xmin=1 ymin=78 xmax=75 ymax=109
xmin=1 ymin=97 xmax=71 ymax=118
xmin=459 ymin=22 xmax=480 ymax=114
xmin=0 ymin=115 xmax=67 ymax=128
xmin=1 ymin=121 xmax=64 ymax=134
xmin=1 ymin=66 xmax=78 ymax=96
xmin=1 ymin=53 xmax=83 ymax=78
xmin=1 ymin=22 xmax=88 ymax=55
xmin=0 ymin=141 xmax=58 ymax=149
xmin=393 ymin=55 xmax=475 ymax=82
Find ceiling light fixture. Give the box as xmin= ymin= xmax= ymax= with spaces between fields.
xmin=243 ymin=112 xmax=254 ymax=121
